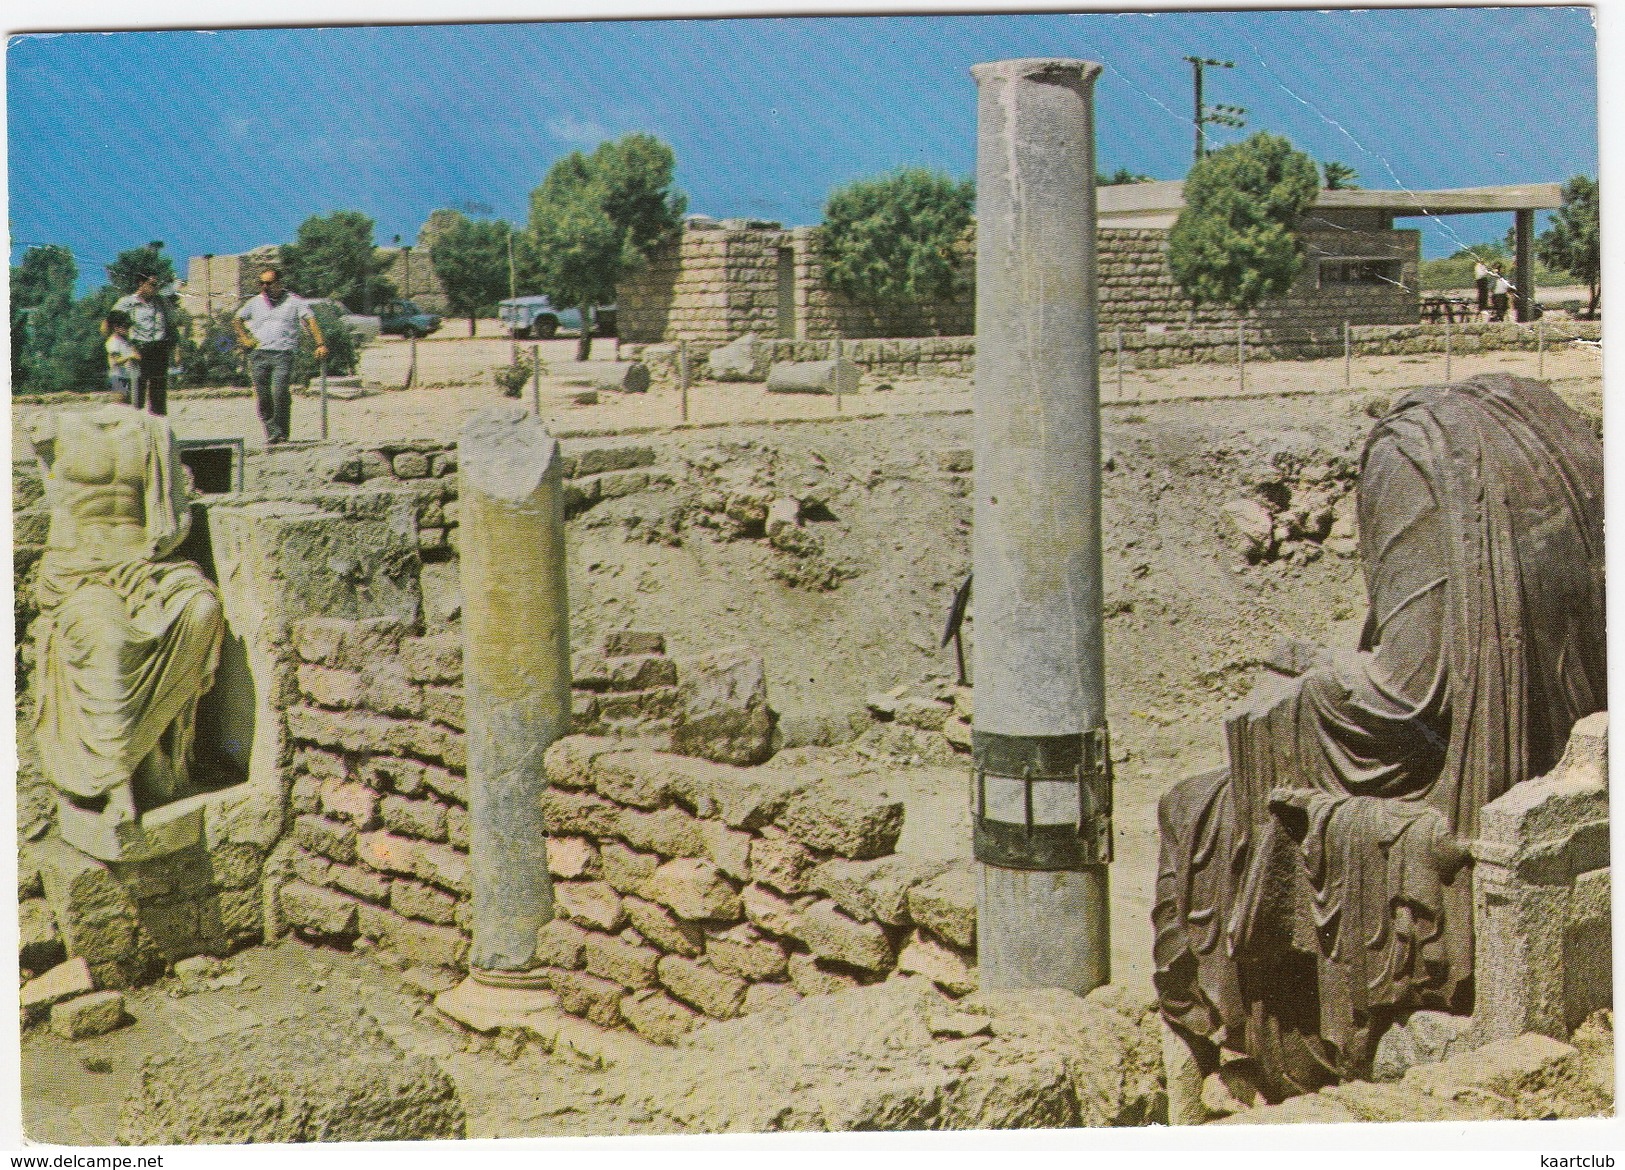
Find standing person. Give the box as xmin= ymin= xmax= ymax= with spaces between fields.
xmin=1491 ymin=270 xmax=1514 ymax=322
xmin=112 ymin=272 xmax=177 ymax=414
xmin=233 ymin=267 xmax=327 ymax=445
xmin=102 ymin=310 xmax=140 ymax=403
xmin=1472 ymin=258 xmax=1492 ymax=313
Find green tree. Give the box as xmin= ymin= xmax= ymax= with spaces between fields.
xmin=1321 ymin=161 xmax=1360 ymax=190
xmin=106 ymin=241 xmax=175 ymax=293
xmin=528 ymin=133 xmax=686 ymax=359
xmin=1168 ymin=131 xmax=1321 ymax=313
xmin=819 ymin=167 xmax=975 ymax=308
xmin=1538 ymin=175 xmax=1600 ymax=316
xmin=429 ymin=212 xmax=516 ymax=336
xmin=280 ymin=210 xmax=395 ymax=312
xmin=11 ymin=245 xmax=121 ymax=394
xmin=1098 ymin=168 xmax=1153 ymax=186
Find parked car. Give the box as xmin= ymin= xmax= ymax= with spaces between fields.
xmin=498 ymin=295 xmax=617 ymax=340
xmin=376 ymin=299 xmax=443 ymax=339
xmin=303 ymin=298 xmax=380 ymax=344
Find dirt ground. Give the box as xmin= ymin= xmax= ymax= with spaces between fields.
xmin=13 ymin=337 xmax=1605 ymax=1143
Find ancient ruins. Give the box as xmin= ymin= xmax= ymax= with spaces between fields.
xmin=14 ymin=56 xmax=1611 ymax=1144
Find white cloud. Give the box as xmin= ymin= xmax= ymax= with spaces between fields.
xmin=545 ymin=114 xmax=609 ymax=146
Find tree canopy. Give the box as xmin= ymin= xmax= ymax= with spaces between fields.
xmin=1321 ymin=161 xmax=1360 ymax=190
xmin=1538 ymin=174 xmax=1600 ymax=316
xmin=527 ymin=133 xmax=686 ymax=358
xmin=429 ymin=212 xmax=515 ymax=336
xmin=106 ymin=241 xmax=175 ymax=293
xmin=819 ymin=167 xmax=975 ymax=307
xmin=1167 ymin=131 xmax=1321 ymax=313
xmin=280 ymin=210 xmax=394 ymax=311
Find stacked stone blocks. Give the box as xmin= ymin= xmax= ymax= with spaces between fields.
xmin=533 ymin=736 xmax=979 ymax=1042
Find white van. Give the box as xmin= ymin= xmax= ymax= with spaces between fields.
xmin=498 ymin=296 xmax=616 ymax=340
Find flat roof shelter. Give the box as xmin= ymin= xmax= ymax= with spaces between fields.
xmin=1098 ymin=180 xmax=1563 ymax=321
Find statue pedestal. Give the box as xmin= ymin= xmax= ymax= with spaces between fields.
xmin=56 ymin=789 xmax=208 ymax=864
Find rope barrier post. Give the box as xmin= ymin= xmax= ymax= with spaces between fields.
xmin=1445 ymin=314 xmax=1452 ymax=382
xmin=1237 ymin=322 xmax=1245 ymax=394
xmin=1343 ymin=320 xmax=1351 ymax=389
xmin=531 ymin=343 xmax=541 ymax=415
xmin=1115 ymin=326 xmax=1124 ymax=400
xmin=678 ymin=339 xmax=690 ymax=423
xmin=835 ymin=336 xmax=844 ymax=414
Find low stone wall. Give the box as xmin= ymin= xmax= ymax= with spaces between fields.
xmin=269 ymin=610 xmax=979 ymax=1042
xmin=633 ymin=318 xmax=1598 ymax=383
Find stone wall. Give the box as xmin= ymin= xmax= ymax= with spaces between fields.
xmin=618 ymin=222 xmax=1417 ymax=353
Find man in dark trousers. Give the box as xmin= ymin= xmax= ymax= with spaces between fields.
xmin=112 ymin=272 xmax=177 ymax=415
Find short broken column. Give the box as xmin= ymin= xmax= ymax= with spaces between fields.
xmin=969 ymin=58 xmax=1111 ymax=995
xmin=457 ymin=403 xmax=572 ymax=986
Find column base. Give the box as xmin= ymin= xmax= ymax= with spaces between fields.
xmin=434 ymin=975 xmax=560 ymax=1034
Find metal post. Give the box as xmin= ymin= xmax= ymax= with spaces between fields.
xmin=531 ymin=343 xmax=541 ymax=415
xmin=453 ymin=404 xmax=569 ymax=992
xmin=1114 ymin=327 xmax=1124 ymax=400
xmin=319 ymin=360 xmax=329 ymax=440
xmin=1343 ymin=320 xmax=1351 ymax=389
xmin=1538 ymin=315 xmax=1545 ymax=378
xmin=678 ymin=339 xmax=690 ymax=423
xmin=970 ymin=57 xmax=1110 ymax=995
xmin=1445 ymin=313 xmax=1452 ymax=381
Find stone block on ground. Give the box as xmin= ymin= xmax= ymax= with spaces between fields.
xmin=554 ymin=881 xmax=628 ymax=933
xmin=615 ymin=806 xmax=705 ymax=859
xmin=706 ymin=923 xmax=788 ymax=981
xmin=549 ymin=968 xmax=624 ymax=1028
xmin=19 ymin=898 xmax=66 ymax=974
xmin=117 ymin=1006 xmax=465 ymax=1143
xmin=749 ymin=834 xmax=817 ymax=895
xmin=645 ymin=859 xmax=743 ymax=923
xmin=546 ymin=836 xmax=600 ymax=880
xmin=599 ymin=842 xmax=661 ymax=897
xmin=707 ymin=332 xmax=769 ymax=381
xmin=670 ymin=647 xmax=774 ymax=766
xmin=907 ymin=866 xmax=977 ymax=951
xmin=765 ymin=358 xmax=859 ymax=397
xmin=278 ymin=881 xmax=360 ymax=938
xmin=583 ymin=933 xmax=661 ymax=990
xmin=51 ymin=991 xmax=128 ymax=1039
xmin=792 ymin=899 xmax=895 ymax=973
xmin=775 ymin=779 xmax=904 ymax=861
xmin=624 ymin=896 xmax=706 ymax=958
xmin=811 ymin=855 xmax=947 ymax=926
xmin=535 ymin=918 xmax=591 ymax=969
xmin=787 ymin=952 xmax=867 ymax=997
xmin=621 ymin=989 xmax=702 ymax=1045
xmin=658 ymin=954 xmax=747 ymax=1020
xmin=896 ymin=931 xmax=977 ymax=996
xmin=21 ymin=957 xmax=95 ymax=1022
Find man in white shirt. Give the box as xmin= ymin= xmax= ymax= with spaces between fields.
xmin=233 ymin=267 xmax=327 ymax=444
xmin=112 ymin=272 xmax=177 ymax=415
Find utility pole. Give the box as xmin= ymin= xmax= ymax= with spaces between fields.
xmin=1184 ymin=56 xmax=1245 ymax=165
xmin=507 ymin=227 xmax=518 ymax=301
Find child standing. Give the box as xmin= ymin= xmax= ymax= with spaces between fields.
xmin=103 ymin=310 xmax=140 ymax=403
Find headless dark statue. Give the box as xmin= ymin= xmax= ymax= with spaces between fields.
xmin=1153 ymin=373 xmax=1606 ymax=1100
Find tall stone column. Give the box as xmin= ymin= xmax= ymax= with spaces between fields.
xmin=458 ymin=403 xmax=571 ymax=982
xmin=969 ymin=58 xmax=1111 ymax=994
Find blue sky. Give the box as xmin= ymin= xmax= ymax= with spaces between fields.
xmin=6 ymin=7 xmax=1599 ymax=292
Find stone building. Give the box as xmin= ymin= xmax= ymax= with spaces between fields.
xmin=182 ymin=241 xmax=448 ymax=323
xmin=617 ymin=182 xmax=1563 ymax=353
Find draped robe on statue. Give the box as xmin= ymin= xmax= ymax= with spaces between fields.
xmin=31 ymin=405 xmax=224 ymax=822
xmin=1153 ymin=373 xmax=1606 ymax=1100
